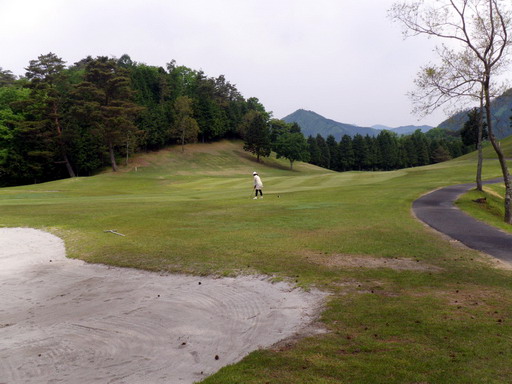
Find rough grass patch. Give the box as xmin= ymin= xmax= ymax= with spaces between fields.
xmin=303 ymin=251 xmax=443 ymax=272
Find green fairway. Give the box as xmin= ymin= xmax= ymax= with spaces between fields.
xmin=2 ymin=140 xmax=512 ymax=383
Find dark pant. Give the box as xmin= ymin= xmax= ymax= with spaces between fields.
xmin=255 ymin=189 xmax=263 ymax=196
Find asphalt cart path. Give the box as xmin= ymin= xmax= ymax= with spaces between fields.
xmin=413 ymin=178 xmax=512 ymax=263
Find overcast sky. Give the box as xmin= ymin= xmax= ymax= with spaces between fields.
xmin=0 ymin=0 xmax=470 ymax=127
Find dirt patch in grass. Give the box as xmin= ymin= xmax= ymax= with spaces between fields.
xmin=331 ymin=279 xmax=401 ymax=297
xmin=304 ymin=251 xmax=443 ymax=272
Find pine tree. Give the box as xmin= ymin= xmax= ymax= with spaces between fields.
xmin=315 ymin=134 xmax=330 ymax=169
xmin=338 ymin=135 xmax=354 ymax=171
xmin=460 ymin=108 xmax=487 ymax=149
xmin=242 ymin=111 xmax=271 ymax=162
xmin=411 ymin=130 xmax=430 ymax=166
xmin=71 ymin=57 xmax=142 ymax=171
xmin=326 ymin=135 xmax=338 ymax=170
xmin=307 ymin=135 xmax=321 ymax=166
xmin=352 ymin=134 xmax=369 ymax=171
xmin=22 ymin=53 xmax=76 ymax=178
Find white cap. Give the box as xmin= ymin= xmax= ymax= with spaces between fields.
xmin=253 ymin=172 xmax=258 ymax=175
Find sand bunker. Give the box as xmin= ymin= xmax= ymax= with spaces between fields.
xmin=0 ymin=228 xmax=325 ymax=384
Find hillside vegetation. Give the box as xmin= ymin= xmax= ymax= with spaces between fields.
xmin=1 ymin=141 xmax=512 ymax=383
xmin=439 ymin=88 xmax=512 ymax=139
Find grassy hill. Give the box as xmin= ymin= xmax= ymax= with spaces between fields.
xmin=2 ymin=140 xmax=512 ymax=383
xmin=457 ymin=134 xmax=512 ymax=160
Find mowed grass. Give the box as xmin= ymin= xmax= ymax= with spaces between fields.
xmin=456 ymin=136 xmax=512 ymax=234
xmin=2 ymin=140 xmax=512 ymax=383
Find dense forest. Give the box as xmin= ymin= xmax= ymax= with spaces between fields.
xmin=305 ymin=128 xmax=471 ymax=172
xmin=0 ymin=53 xmax=275 ymax=186
xmin=0 ymin=53 xmax=472 ymax=186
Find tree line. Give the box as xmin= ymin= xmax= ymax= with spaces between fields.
xmin=304 ymin=128 xmax=471 ymax=172
xmin=0 ymin=53 xmax=271 ymax=186
xmin=0 ymin=52 xmax=475 ymax=187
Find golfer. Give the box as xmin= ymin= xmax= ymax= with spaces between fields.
xmin=253 ymin=172 xmax=263 ymax=199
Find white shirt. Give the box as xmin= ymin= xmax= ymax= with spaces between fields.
xmin=253 ymin=175 xmax=263 ymax=188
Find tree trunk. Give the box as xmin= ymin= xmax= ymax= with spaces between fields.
xmin=476 ymin=140 xmax=483 ymax=192
xmin=63 ymin=153 xmax=76 ymax=178
xmin=476 ymin=93 xmax=484 ymax=192
xmin=109 ymin=141 xmax=118 ymax=172
xmin=484 ymin=80 xmax=512 ymax=223
xmin=53 ymin=103 xmax=76 ymax=178
xmin=290 ymin=160 xmax=294 ymax=170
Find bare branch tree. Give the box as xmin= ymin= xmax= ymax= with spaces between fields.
xmin=390 ymin=0 xmax=512 ymax=223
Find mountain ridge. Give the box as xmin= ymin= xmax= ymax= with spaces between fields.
xmin=282 ymin=109 xmax=433 ymax=140
xmin=438 ymin=88 xmax=512 ymax=139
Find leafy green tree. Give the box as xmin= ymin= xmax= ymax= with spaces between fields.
xmin=274 ymin=131 xmax=310 ymax=169
xmin=269 ymin=118 xmax=290 ymax=142
xmin=447 ymin=140 xmax=465 ymax=159
xmin=171 ymin=96 xmax=199 ymax=151
xmin=193 ymin=72 xmax=226 ymax=142
xmin=0 ymin=86 xmax=30 ymax=184
xmin=242 ymin=111 xmax=271 ymax=162
xmin=289 ymin=122 xmax=302 ymax=134
xmin=10 ymin=92 xmax=58 ymax=183
xmin=431 ymin=145 xmax=452 ymax=163
xmin=117 ymin=54 xmax=135 ymax=69
xmin=129 ymin=64 xmax=172 ymax=149
xmin=246 ymin=97 xmax=270 ymax=119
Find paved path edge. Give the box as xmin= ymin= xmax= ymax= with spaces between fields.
xmin=412 ymin=178 xmax=512 ymax=263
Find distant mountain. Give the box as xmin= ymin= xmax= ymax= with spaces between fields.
xmin=439 ymin=88 xmax=512 ymax=139
xmin=282 ymin=110 xmax=380 ymax=141
xmin=371 ymin=124 xmax=391 ymax=130
xmin=282 ymin=109 xmax=432 ymax=141
xmin=372 ymin=124 xmax=433 ymax=135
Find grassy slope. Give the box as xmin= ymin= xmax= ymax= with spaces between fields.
xmin=456 ymin=136 xmax=512 ymax=233
xmin=2 ymin=140 xmax=512 ymax=383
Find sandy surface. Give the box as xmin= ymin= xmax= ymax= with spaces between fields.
xmin=0 ymin=228 xmax=326 ymax=384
